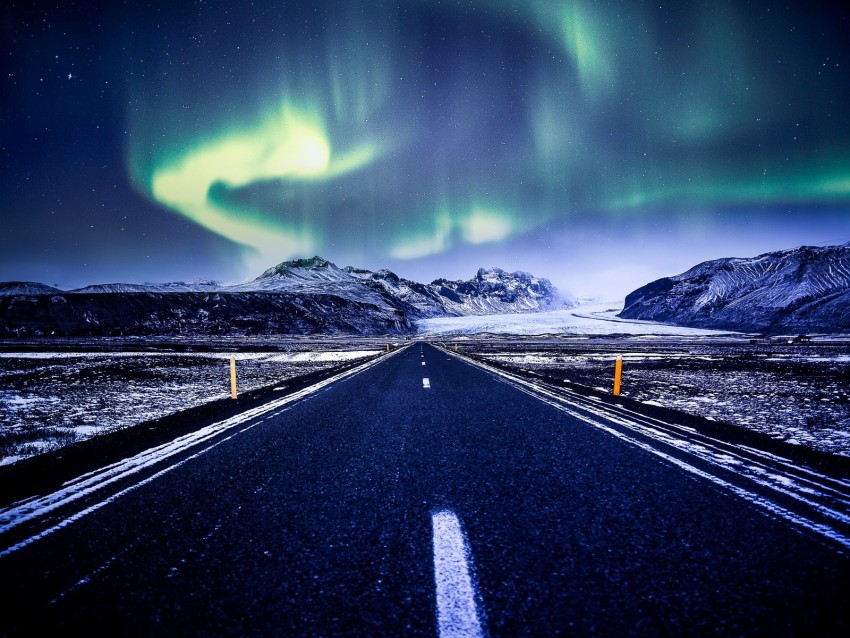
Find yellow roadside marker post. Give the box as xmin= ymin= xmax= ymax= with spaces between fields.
xmin=613 ymin=355 xmax=623 ymax=396
xmin=230 ymin=356 xmax=237 ymax=399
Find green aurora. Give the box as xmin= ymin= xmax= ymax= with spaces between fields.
xmin=124 ymin=0 xmax=849 ymax=274
xmin=3 ymin=0 xmax=848 ymax=292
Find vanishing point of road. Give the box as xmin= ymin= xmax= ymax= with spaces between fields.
xmin=1 ymin=343 xmax=848 ymax=636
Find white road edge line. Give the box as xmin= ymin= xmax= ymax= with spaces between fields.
xmin=423 ymin=378 xmax=431 ymax=389
xmin=443 ymin=348 xmax=850 ymax=551
xmin=0 ymin=347 xmax=407 ymax=557
xmin=432 ymin=510 xmax=485 ymax=638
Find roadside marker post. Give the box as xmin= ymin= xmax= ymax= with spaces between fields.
xmin=230 ymin=356 xmax=237 ymax=399
xmin=613 ymin=355 xmax=623 ymax=396
xmin=454 ymin=343 xmax=458 ymax=352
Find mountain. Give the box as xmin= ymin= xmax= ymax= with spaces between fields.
xmin=619 ymin=242 xmax=850 ymax=334
xmin=226 ymin=256 xmax=413 ymax=315
xmin=0 ymin=291 xmax=409 ymax=337
xmin=68 ymin=281 xmax=221 ymax=294
xmin=432 ymin=267 xmax=559 ymax=315
xmin=228 ymin=256 xmax=561 ymax=318
xmin=0 ymin=282 xmax=63 ymax=296
xmin=0 ymin=257 xmax=564 ymax=337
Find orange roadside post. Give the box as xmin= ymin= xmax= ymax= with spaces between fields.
xmin=613 ymin=355 xmax=623 ymax=396
xmin=230 ymin=356 xmax=237 ymax=399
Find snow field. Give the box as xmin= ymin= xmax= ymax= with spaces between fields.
xmin=0 ymin=349 xmax=380 ymax=465
xmin=416 ymin=303 xmax=738 ymax=337
xmin=473 ymin=342 xmax=850 ymax=457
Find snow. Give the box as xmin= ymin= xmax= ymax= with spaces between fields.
xmin=262 ymin=350 xmax=378 ymax=362
xmin=471 ymin=340 xmax=850 ymax=456
xmin=459 ymin=351 xmax=850 ymax=551
xmin=2 ymin=395 xmax=53 ymax=408
xmin=621 ymin=242 xmax=850 ymax=334
xmin=0 ymin=351 xmax=378 ymax=362
xmin=0 ymin=282 xmax=62 ymax=296
xmin=0 ymin=347 xmax=380 ymax=465
xmin=0 ymin=257 xmax=566 ymax=327
xmin=416 ymin=302 xmax=738 ymax=336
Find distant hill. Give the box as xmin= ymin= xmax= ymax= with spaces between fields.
xmin=0 ymin=282 xmax=63 ymax=296
xmin=0 ymin=257 xmax=565 ymax=337
xmin=619 ymin=242 xmax=850 ymax=334
xmin=226 ymin=256 xmax=561 ymax=318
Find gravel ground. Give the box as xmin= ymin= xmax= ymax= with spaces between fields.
xmin=458 ymin=336 xmax=850 ymax=456
xmin=0 ymin=342 xmax=388 ymax=464
xmin=3 ymin=334 xmax=848 ymax=463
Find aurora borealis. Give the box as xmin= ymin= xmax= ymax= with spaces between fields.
xmin=2 ymin=1 xmax=849 ymax=297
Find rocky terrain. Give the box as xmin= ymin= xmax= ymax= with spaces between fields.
xmin=0 ymin=257 xmax=563 ymax=337
xmin=459 ymin=336 xmax=850 ymax=457
xmin=619 ymin=242 xmax=850 ymax=334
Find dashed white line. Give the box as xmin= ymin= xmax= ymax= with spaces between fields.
xmin=422 ymin=362 xmax=426 ymax=366
xmin=432 ymin=510 xmax=484 ymax=638
xmin=423 ymin=378 xmax=431 ymax=389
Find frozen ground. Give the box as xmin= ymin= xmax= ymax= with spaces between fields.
xmin=2 ymin=300 xmax=848 ymax=465
xmin=416 ymin=301 xmax=738 ymax=337
xmin=0 ymin=345 xmax=381 ymax=465
xmin=421 ymin=302 xmax=850 ymax=456
xmin=462 ymin=338 xmax=850 ymax=456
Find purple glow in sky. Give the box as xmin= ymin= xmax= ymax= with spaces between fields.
xmin=2 ymin=1 xmax=849 ymax=298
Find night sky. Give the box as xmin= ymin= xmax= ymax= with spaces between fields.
xmin=3 ymin=1 xmax=849 ymax=299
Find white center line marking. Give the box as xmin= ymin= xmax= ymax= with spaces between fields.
xmin=422 ymin=361 xmax=426 ymax=366
xmin=432 ymin=510 xmax=484 ymax=638
xmin=423 ymin=378 xmax=431 ymax=389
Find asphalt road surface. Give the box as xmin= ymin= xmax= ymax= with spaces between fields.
xmin=1 ymin=343 xmax=849 ymax=636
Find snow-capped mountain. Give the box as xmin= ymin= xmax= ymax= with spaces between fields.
xmin=235 ymin=257 xmax=353 ymax=290
xmin=0 ymin=257 xmax=564 ymax=336
xmin=0 ymin=282 xmax=63 ymax=296
xmin=432 ymin=267 xmax=560 ymax=315
xmin=619 ymin=242 xmax=850 ymax=334
xmin=68 ymin=281 xmax=222 ymax=294
xmin=225 ymin=256 xmax=562 ymax=318
xmin=227 ymin=257 xmax=404 ymax=313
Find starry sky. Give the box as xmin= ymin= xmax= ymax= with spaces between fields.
xmin=2 ymin=0 xmax=849 ymax=299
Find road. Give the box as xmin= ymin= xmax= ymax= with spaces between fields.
xmin=1 ymin=343 xmax=849 ymax=636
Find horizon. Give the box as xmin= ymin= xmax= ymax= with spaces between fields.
xmin=5 ymin=239 xmax=848 ymax=304
xmin=3 ymin=1 xmax=849 ymax=299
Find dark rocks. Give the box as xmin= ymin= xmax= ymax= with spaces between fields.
xmin=620 ymin=242 xmax=850 ymax=334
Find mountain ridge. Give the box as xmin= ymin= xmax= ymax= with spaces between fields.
xmin=0 ymin=257 xmax=565 ymax=337
xmin=619 ymin=242 xmax=850 ymax=334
